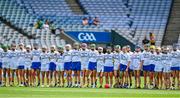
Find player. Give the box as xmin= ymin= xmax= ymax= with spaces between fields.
xmin=31 ymin=43 xmax=41 ymax=87
xmin=80 ymin=43 xmax=89 ymax=87
xmin=41 ymin=46 xmax=50 ymax=87
xmin=162 ymin=47 xmax=171 ymax=89
xmin=71 ymin=43 xmax=81 ymax=87
xmin=2 ymin=46 xmax=10 ymax=86
xmin=9 ymin=43 xmax=19 ymax=86
xmin=154 ymin=47 xmax=163 ymax=89
xmin=141 ymin=45 xmax=151 ymax=89
xmin=130 ymin=46 xmax=142 ymax=88
xmin=49 ymin=45 xmax=57 ymax=87
xmin=63 ymin=44 xmax=72 ymax=87
xmin=17 ymin=43 xmax=26 ymax=86
xmin=171 ymin=46 xmax=180 ymax=89
xmin=56 ymin=46 xmax=64 ymax=87
xmin=113 ymin=45 xmax=121 ymax=88
xmin=24 ymin=45 xmax=32 ymax=86
xmin=149 ymin=45 xmax=156 ymax=89
xmin=88 ymin=44 xmax=98 ymax=88
xmin=119 ymin=46 xmax=131 ymax=88
xmin=126 ymin=45 xmax=133 ymax=88
xmin=0 ymin=46 xmax=3 ymax=86
xmin=96 ymin=47 xmax=104 ymax=88
xmin=104 ymin=46 xmax=114 ymax=88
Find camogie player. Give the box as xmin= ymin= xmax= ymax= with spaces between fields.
xmin=162 ymin=47 xmax=172 ymax=89
xmin=149 ymin=46 xmax=156 ymax=88
xmin=113 ymin=45 xmax=121 ymax=88
xmin=24 ymin=45 xmax=32 ymax=86
xmin=126 ymin=45 xmax=133 ymax=88
xmin=80 ymin=43 xmax=89 ymax=87
xmin=88 ymin=44 xmax=98 ymax=88
xmin=63 ymin=44 xmax=72 ymax=87
xmin=49 ymin=45 xmax=57 ymax=87
xmin=71 ymin=43 xmax=81 ymax=87
xmin=31 ymin=43 xmax=41 ymax=86
xmin=171 ymin=46 xmax=180 ymax=89
xmin=40 ymin=46 xmax=50 ymax=87
xmin=130 ymin=46 xmax=142 ymax=88
xmin=154 ymin=47 xmax=163 ymax=89
xmin=9 ymin=43 xmax=19 ymax=86
xmin=2 ymin=46 xmax=10 ymax=86
xmin=96 ymin=47 xmax=104 ymax=88
xmin=17 ymin=43 xmax=26 ymax=86
xmin=104 ymin=46 xmax=114 ymax=88
xmin=119 ymin=46 xmax=131 ymax=88
xmin=142 ymin=45 xmax=151 ymax=89
xmin=56 ymin=46 xmax=64 ymax=87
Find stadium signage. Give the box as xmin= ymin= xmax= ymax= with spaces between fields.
xmin=66 ymin=31 xmax=111 ymax=43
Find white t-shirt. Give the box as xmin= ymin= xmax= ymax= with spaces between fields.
xmin=24 ymin=51 xmax=32 ymax=65
xmin=31 ymin=49 xmax=41 ymax=62
xmin=18 ymin=49 xmax=26 ymax=65
xmin=9 ymin=50 xmax=19 ymax=66
xmin=71 ymin=49 xmax=81 ymax=62
xmin=49 ymin=51 xmax=57 ymax=62
xmin=56 ymin=53 xmax=64 ymax=64
xmin=80 ymin=49 xmax=89 ymax=65
xmin=63 ymin=50 xmax=72 ymax=62
xmin=97 ymin=53 xmax=105 ymax=66
xmin=88 ymin=50 xmax=98 ymax=62
xmin=104 ymin=53 xmax=114 ymax=67
xmin=130 ymin=52 xmax=142 ymax=67
xmin=154 ymin=53 xmax=162 ymax=67
xmin=141 ymin=51 xmax=151 ymax=66
xmin=113 ymin=52 xmax=120 ymax=66
xmin=161 ymin=53 xmax=172 ymax=67
xmin=41 ymin=52 xmax=50 ymax=64
xmin=120 ymin=52 xmax=131 ymax=65
xmin=171 ymin=51 xmax=179 ymax=67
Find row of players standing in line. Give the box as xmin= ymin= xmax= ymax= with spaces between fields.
xmin=0 ymin=43 xmax=180 ymax=89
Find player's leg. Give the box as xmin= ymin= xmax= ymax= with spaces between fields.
xmin=7 ymin=68 xmax=11 ymax=86
xmin=3 ymin=68 xmax=7 ymax=86
xmin=82 ymin=69 xmax=86 ymax=86
xmin=178 ymin=70 xmax=180 ymax=89
xmin=113 ymin=70 xmax=118 ymax=87
xmin=41 ymin=71 xmax=45 ymax=87
xmin=129 ymin=70 xmax=133 ymax=88
xmin=99 ymin=71 xmax=103 ymax=88
xmin=109 ymin=72 xmax=113 ymax=88
xmin=159 ymin=71 xmax=163 ymax=89
xmin=93 ymin=70 xmax=97 ymax=88
xmin=61 ymin=71 xmax=64 ymax=87
xmin=46 ymin=71 xmax=49 ymax=87
xmin=134 ymin=70 xmax=137 ymax=88
xmin=104 ymin=72 xmax=109 ymax=84
xmin=69 ymin=70 xmax=73 ymax=87
xmin=137 ymin=70 xmax=141 ymax=88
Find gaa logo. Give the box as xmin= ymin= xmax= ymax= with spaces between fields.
xmin=78 ymin=33 xmax=96 ymax=41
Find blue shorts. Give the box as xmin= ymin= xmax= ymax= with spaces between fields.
xmin=88 ymin=62 xmax=97 ymax=71
xmin=49 ymin=62 xmax=56 ymax=71
xmin=18 ymin=65 xmax=24 ymax=69
xmin=72 ymin=62 xmax=81 ymax=71
xmin=64 ymin=62 xmax=72 ymax=71
xmin=31 ymin=62 xmax=41 ymax=70
xmin=119 ymin=64 xmax=127 ymax=71
xmin=104 ymin=66 xmax=113 ymax=72
xmin=143 ymin=64 xmax=155 ymax=72
xmin=171 ymin=67 xmax=180 ymax=71
xmin=0 ymin=62 xmax=2 ymax=69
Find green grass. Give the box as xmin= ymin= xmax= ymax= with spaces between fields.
xmin=0 ymin=87 xmax=179 ymax=98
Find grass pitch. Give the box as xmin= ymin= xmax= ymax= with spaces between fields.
xmin=0 ymin=87 xmax=179 ymax=98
